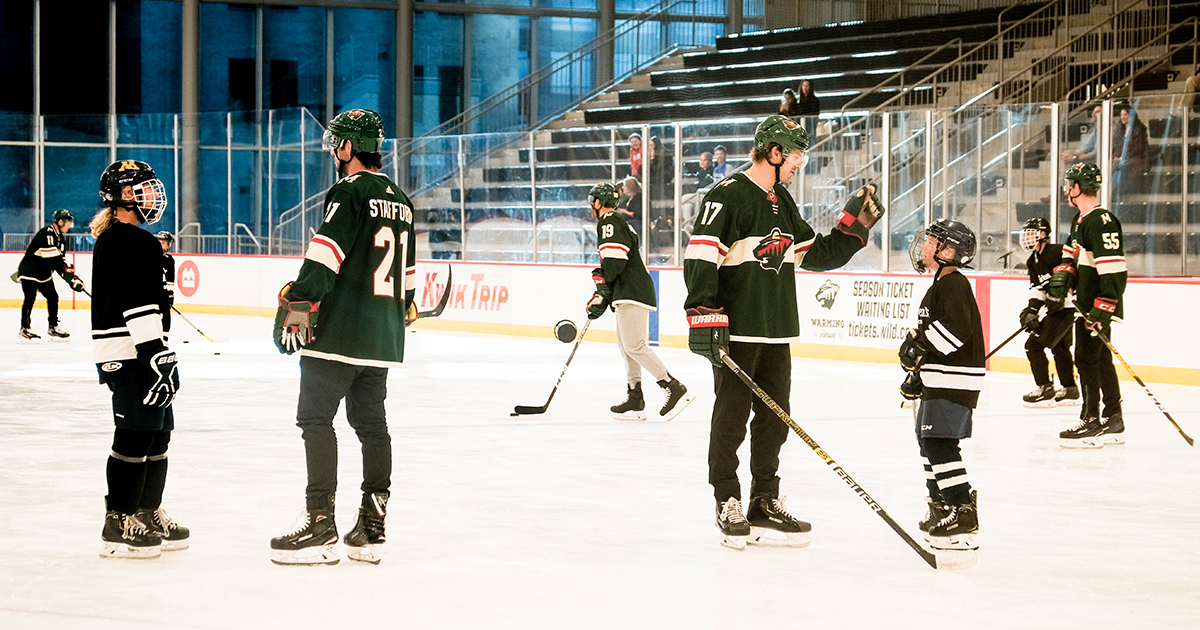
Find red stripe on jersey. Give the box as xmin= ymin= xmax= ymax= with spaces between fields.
xmin=311 ymin=236 xmax=344 ymax=264
xmin=689 ymin=235 xmax=727 ymax=256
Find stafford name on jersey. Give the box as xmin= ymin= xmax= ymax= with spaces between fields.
xmin=368 ymin=198 xmax=413 ymax=223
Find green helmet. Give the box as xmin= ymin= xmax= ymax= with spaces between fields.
xmin=1064 ymin=162 xmax=1101 ymax=193
xmin=324 ymin=108 xmax=385 ymax=154
xmin=588 ymin=182 xmax=620 ymax=208
xmin=52 ymin=209 xmax=74 ymax=223
xmin=754 ymin=114 xmax=809 ymax=159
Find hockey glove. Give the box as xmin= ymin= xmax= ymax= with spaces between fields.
xmin=586 ymin=293 xmax=609 ymax=320
xmin=586 ymin=268 xmax=612 ymax=320
xmin=274 ymin=282 xmax=319 ymax=355
xmin=1085 ymin=297 xmax=1117 ymax=336
xmin=141 ymin=348 xmax=179 ymax=408
xmin=900 ymin=371 xmax=923 ymax=401
xmin=1046 ymin=264 xmax=1077 ymax=305
xmin=898 ymin=330 xmax=929 ymax=372
xmin=835 ymin=184 xmax=886 ymax=246
xmin=62 ymin=270 xmax=86 ymax=293
xmin=1019 ymin=306 xmax=1040 ymax=332
xmin=405 ymin=302 xmax=418 ymax=328
xmin=687 ymin=306 xmax=729 ymax=367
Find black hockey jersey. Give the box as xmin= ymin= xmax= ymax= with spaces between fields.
xmin=597 ymin=210 xmax=656 ymax=309
xmin=915 ymin=270 xmax=985 ymax=408
xmin=17 ymin=225 xmax=68 ymax=282
xmin=1025 ymin=242 xmax=1072 ymax=310
xmin=91 ymin=222 xmax=170 ymax=383
xmin=1065 ymin=207 xmax=1126 ymax=321
xmin=683 ymin=172 xmax=863 ymax=342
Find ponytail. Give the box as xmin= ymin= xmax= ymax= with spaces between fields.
xmin=90 ymin=207 xmax=118 ymax=237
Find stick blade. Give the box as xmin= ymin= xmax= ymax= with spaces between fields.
xmin=932 ymin=549 xmax=978 ymax=570
xmin=512 ymin=405 xmax=547 ymax=416
xmin=211 ymin=336 xmax=230 ymax=344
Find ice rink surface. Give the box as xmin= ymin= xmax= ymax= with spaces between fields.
xmin=2 ymin=308 xmax=1199 ymax=629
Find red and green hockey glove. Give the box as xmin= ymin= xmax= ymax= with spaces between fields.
xmin=835 ymin=184 xmax=886 ymax=246
xmin=274 ymin=281 xmax=319 ymax=355
xmin=687 ymin=306 xmax=729 ymax=367
xmin=1046 ymin=263 xmax=1077 ymax=305
xmin=1085 ymin=297 xmax=1117 ymax=335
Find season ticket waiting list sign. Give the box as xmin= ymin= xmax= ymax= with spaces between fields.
xmin=796 ymin=274 xmax=928 ymax=348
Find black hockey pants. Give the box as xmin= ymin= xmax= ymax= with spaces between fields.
xmin=296 ymin=356 xmax=392 ymax=511
xmin=708 ymin=341 xmax=790 ymax=503
xmin=1025 ymin=311 xmax=1075 ymax=387
xmin=1074 ymin=318 xmax=1122 ymax=420
xmin=20 ymin=278 xmax=59 ymax=329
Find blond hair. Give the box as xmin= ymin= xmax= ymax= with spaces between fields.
xmin=90 ymin=207 xmax=119 ymax=237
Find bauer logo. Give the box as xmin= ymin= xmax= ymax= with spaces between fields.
xmin=177 ymin=260 xmax=200 ymax=298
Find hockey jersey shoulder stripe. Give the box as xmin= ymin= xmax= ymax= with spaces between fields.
xmin=926 ymin=320 xmax=963 ymax=356
xmin=684 ymin=235 xmax=727 ymax=265
xmin=36 ymin=247 xmax=60 ymax=258
xmin=599 ymin=242 xmax=630 ymax=260
xmin=1093 ymin=255 xmax=1127 ymax=275
xmin=306 ymin=235 xmax=345 ymax=274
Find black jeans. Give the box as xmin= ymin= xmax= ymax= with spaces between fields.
xmin=20 ymin=278 xmax=58 ymax=329
xmin=296 ymin=356 xmax=392 ymax=510
xmin=1074 ymin=318 xmax=1122 ymax=420
xmin=708 ymin=341 xmax=791 ymax=503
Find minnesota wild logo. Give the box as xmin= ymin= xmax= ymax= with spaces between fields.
xmin=815 ymin=280 xmax=839 ymax=309
xmin=753 ymin=227 xmax=793 ymax=273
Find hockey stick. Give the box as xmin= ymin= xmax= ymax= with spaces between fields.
xmin=511 ymin=318 xmax=592 ymax=416
xmin=718 ymin=347 xmax=975 ymax=570
xmin=172 ymin=306 xmax=229 ymax=344
xmin=416 ymin=265 xmax=453 ymax=320
xmin=1074 ymin=304 xmax=1196 ymax=448
xmin=984 ymin=325 xmax=1025 ymax=361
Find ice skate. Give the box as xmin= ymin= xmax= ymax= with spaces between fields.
xmin=918 ymin=496 xmax=950 ymax=539
xmin=137 ymin=507 xmax=190 ymax=551
xmin=46 ymin=326 xmax=70 ymax=342
xmin=746 ymin=495 xmax=811 ymax=548
xmin=1054 ymin=386 xmax=1081 ymax=406
xmin=1021 ymin=383 xmax=1056 ymax=408
xmin=1094 ymin=412 xmax=1125 ymax=446
xmin=716 ymin=498 xmax=750 ymax=551
xmin=1058 ymin=417 xmax=1105 ymax=449
xmin=657 ymin=375 xmax=695 ymax=421
xmin=927 ymin=493 xmax=978 ymax=551
xmin=100 ymin=511 xmax=162 ymax=560
xmin=610 ymin=382 xmax=646 ymax=421
xmin=270 ymin=509 xmax=339 ymax=566
xmin=18 ymin=328 xmax=40 ymax=344
xmin=344 ymin=493 xmax=387 ymax=564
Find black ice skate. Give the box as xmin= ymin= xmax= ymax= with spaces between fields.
xmin=344 ymin=493 xmax=387 ymax=564
xmin=137 ymin=507 xmax=190 ymax=551
xmin=611 ymin=382 xmax=646 ymax=421
xmin=1022 ymin=383 xmax=1056 ymax=408
xmin=657 ymin=375 xmax=695 ymax=422
xmin=100 ymin=511 xmax=162 ymax=560
xmin=716 ymin=498 xmax=751 ymax=551
xmin=18 ymin=328 xmax=40 ymax=344
xmin=927 ymin=492 xmax=978 ymax=551
xmin=918 ymin=496 xmax=950 ymax=536
xmin=1058 ymin=417 xmax=1105 ymax=449
xmin=46 ymin=326 xmax=70 ymax=342
xmin=270 ymin=509 xmax=339 ymax=566
xmin=1095 ymin=412 xmax=1125 ymax=446
xmin=746 ymin=495 xmax=811 ymax=548
xmin=1054 ymin=386 xmax=1081 ymax=406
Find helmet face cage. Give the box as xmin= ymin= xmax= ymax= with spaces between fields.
xmin=131 ymin=178 xmax=168 ymax=224
xmin=98 ymin=160 xmax=167 ymax=224
xmin=1019 ymin=217 xmax=1050 ymax=252
xmin=909 ymin=220 xmax=976 ymax=273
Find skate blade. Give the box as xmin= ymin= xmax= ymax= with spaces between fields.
xmin=611 ymin=411 xmax=647 ymax=421
xmin=1022 ymin=400 xmax=1056 ymax=408
xmin=47 ymin=336 xmax=70 ymax=343
xmin=1059 ymin=437 xmax=1104 ymax=449
xmin=748 ymin=527 xmax=810 ymax=548
xmin=932 ymin=548 xmax=978 ymax=570
xmin=17 ymin=338 xmax=40 ymax=345
xmin=161 ymin=538 xmax=190 ymax=551
xmin=270 ymin=545 xmax=339 ymax=566
xmin=720 ymin=535 xmax=747 ymax=551
xmin=100 ymin=541 xmax=162 ymax=560
xmin=346 ymin=543 xmax=384 ymax=565
xmin=929 ymin=532 xmax=978 ymax=552
xmin=1055 ymin=399 xmax=1081 ymax=407
xmin=660 ymin=392 xmax=696 ymax=422
xmin=1099 ymin=434 xmax=1126 ymax=446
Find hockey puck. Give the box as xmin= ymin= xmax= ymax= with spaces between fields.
xmin=554 ymin=319 xmax=578 ymax=343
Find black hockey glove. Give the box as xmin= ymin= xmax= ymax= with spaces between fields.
xmin=898 ymin=330 xmax=929 ymax=372
xmin=834 ymin=184 xmax=886 ymax=246
xmin=900 ymin=371 xmax=923 ymax=400
xmin=141 ymin=348 xmax=179 ymax=408
xmin=586 ymin=268 xmax=612 ymax=320
xmin=1019 ymin=306 xmax=1040 ymax=332
xmin=687 ymin=306 xmax=729 ymax=367
xmin=62 ymin=265 xmax=86 ymax=293
xmin=274 ymin=281 xmax=319 ymax=354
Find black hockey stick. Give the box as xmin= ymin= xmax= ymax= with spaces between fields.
xmin=511 ymin=318 xmax=592 ymax=416
xmin=718 ymin=347 xmax=975 ymax=570
xmin=1074 ymin=304 xmax=1196 ymax=448
xmin=984 ymin=325 xmax=1025 ymax=361
xmin=416 ymin=266 xmax=453 ymax=320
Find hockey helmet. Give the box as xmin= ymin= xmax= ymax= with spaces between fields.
xmin=753 ymin=114 xmax=810 ymax=161
xmin=52 ymin=209 xmax=74 ymax=224
xmin=588 ymin=182 xmax=620 ymax=208
xmin=323 ymin=108 xmax=385 ymax=154
xmin=909 ymin=218 xmax=976 ymax=273
xmin=1063 ymin=162 xmax=1101 ymax=194
xmin=156 ymin=231 xmax=176 ymax=246
xmin=99 ymin=160 xmax=168 ymax=225
xmin=1019 ymin=217 xmax=1051 ymax=252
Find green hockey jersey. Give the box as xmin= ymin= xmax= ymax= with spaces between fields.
xmin=288 ymin=170 xmax=417 ymax=367
xmin=683 ymin=172 xmax=864 ymax=342
xmin=1064 ymin=206 xmax=1126 ymax=321
xmin=597 ymin=210 xmax=656 ymax=309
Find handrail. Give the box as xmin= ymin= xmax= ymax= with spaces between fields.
xmin=234 ymin=223 xmax=262 ymax=254
xmin=1067 ymin=18 xmax=1199 ymax=105
xmin=839 ymin=39 xmax=964 ymax=114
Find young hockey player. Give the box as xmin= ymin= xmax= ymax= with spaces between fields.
xmin=585 ymin=182 xmax=693 ymax=421
xmin=90 ymin=160 xmax=188 ymax=559
xmin=1048 ymin=162 xmax=1126 ymax=448
xmin=16 ymin=208 xmax=85 ymax=342
xmin=684 ymin=115 xmax=884 ymax=550
xmin=898 ymin=218 xmax=984 ymax=552
xmin=156 ymin=232 xmax=176 ymax=336
xmin=270 ymin=109 xmax=416 ymax=565
xmin=1017 ymin=217 xmax=1078 ymax=407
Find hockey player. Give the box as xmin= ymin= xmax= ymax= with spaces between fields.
xmin=898 ymin=218 xmax=984 ymax=552
xmin=684 ymin=115 xmax=884 ymax=550
xmin=1017 ymin=217 xmax=1078 ymax=407
xmin=270 ymin=109 xmax=415 ymax=565
xmin=16 ymin=208 xmax=85 ymax=342
xmin=1048 ymin=162 xmax=1126 ymax=448
xmin=90 ymin=160 xmax=189 ymax=559
xmin=156 ymin=232 xmax=176 ymax=337
xmin=586 ymin=182 xmax=694 ymax=421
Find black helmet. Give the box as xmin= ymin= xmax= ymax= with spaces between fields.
xmin=1020 ymin=217 xmax=1050 ymax=252
xmin=156 ymin=231 xmax=176 ymax=247
xmin=52 ymin=209 xmax=74 ymax=223
xmin=99 ymin=160 xmax=168 ymax=225
xmin=910 ymin=218 xmax=976 ymax=273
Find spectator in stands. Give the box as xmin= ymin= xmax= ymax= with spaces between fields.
xmin=1112 ymin=104 xmax=1149 ymax=199
xmin=1062 ymin=103 xmax=1102 ymax=165
xmin=696 ymin=151 xmax=715 ymax=188
xmin=711 ymin=145 xmax=731 ymax=180
xmin=647 ymin=136 xmax=675 ymax=255
xmin=628 ymin=133 xmax=643 ymax=178
xmin=796 ymin=79 xmax=821 ymax=137
xmin=1185 ymin=67 xmax=1200 ymax=114
xmin=617 ymin=176 xmax=642 ymax=229
xmin=779 ymin=89 xmax=800 ymax=118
